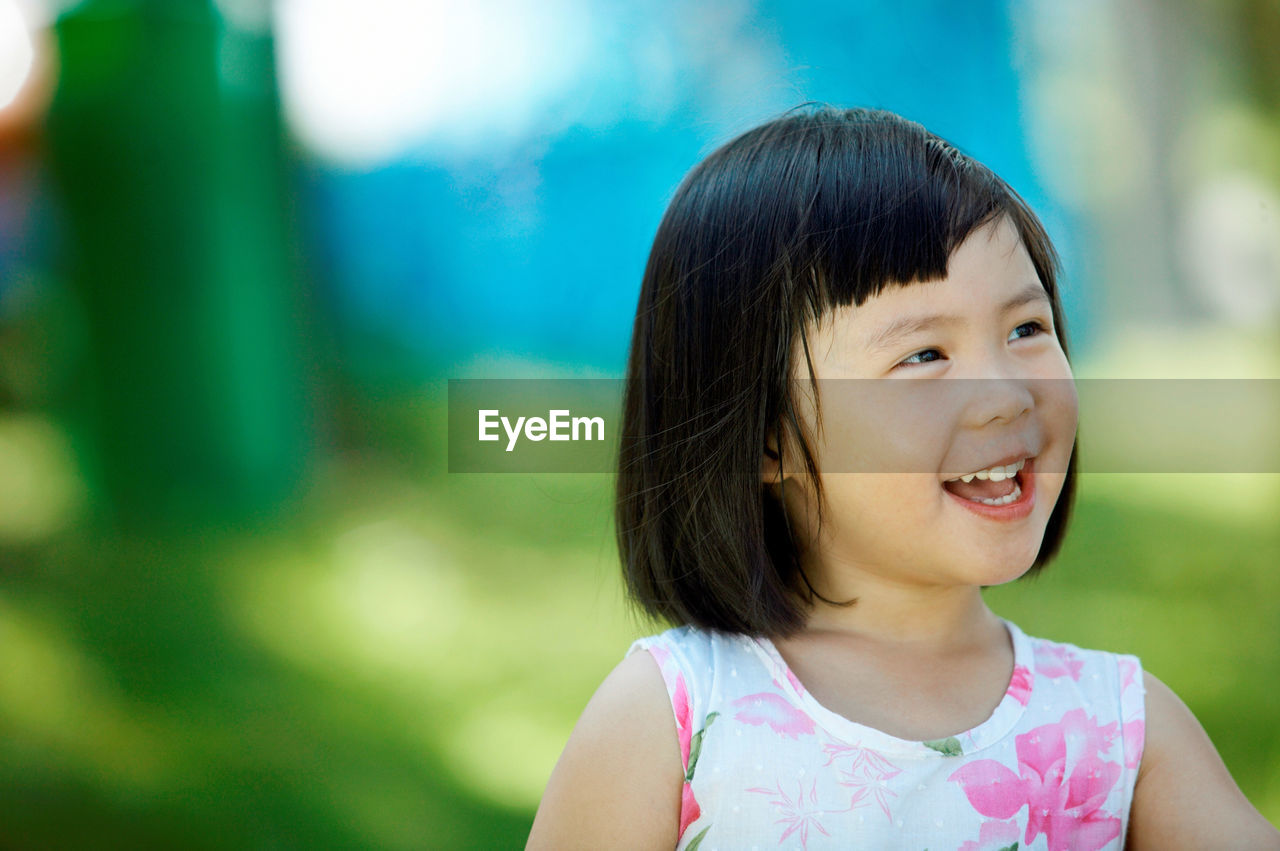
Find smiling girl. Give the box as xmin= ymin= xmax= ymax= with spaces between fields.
xmin=527 ymin=106 xmax=1279 ymax=850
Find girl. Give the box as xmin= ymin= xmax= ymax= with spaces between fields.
xmin=528 ymin=107 xmax=1279 ymax=850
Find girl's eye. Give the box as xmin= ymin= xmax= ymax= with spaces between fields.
xmin=901 ymin=322 xmax=1049 ymax=365
xmin=1011 ymin=320 xmax=1048 ymax=340
xmin=896 ymin=321 xmax=1051 ymax=368
xmin=898 ymin=348 xmax=942 ymax=367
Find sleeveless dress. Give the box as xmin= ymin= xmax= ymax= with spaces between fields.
xmin=627 ymin=620 xmax=1145 ymax=851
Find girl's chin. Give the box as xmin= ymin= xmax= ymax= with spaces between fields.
xmin=974 ymin=560 xmax=1037 ymax=588
xmin=942 ymin=540 xmax=1043 ymax=587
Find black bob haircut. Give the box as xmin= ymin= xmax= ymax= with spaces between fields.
xmin=615 ymin=105 xmax=1078 ymax=638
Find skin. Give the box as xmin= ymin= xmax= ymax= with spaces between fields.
xmin=527 ymin=650 xmax=683 ymax=849
xmin=527 ymin=216 xmax=1280 ymax=848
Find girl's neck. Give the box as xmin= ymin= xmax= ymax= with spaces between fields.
xmin=794 ymin=570 xmax=1000 ymax=652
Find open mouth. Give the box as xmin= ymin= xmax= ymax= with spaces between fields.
xmin=942 ymin=457 xmax=1028 ymax=506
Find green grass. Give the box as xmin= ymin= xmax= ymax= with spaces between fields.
xmin=0 ymin=403 xmax=1276 ymax=848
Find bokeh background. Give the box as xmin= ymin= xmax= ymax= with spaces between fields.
xmin=0 ymin=0 xmax=1277 ymax=847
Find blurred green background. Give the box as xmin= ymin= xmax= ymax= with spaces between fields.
xmin=0 ymin=0 xmax=1277 ymax=848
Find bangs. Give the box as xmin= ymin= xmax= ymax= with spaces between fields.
xmin=723 ymin=109 xmax=1063 ymax=334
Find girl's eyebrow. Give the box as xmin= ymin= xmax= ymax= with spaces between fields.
xmin=863 ymin=283 xmax=1050 ymax=354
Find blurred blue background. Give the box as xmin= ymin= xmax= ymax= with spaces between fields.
xmin=0 ymin=0 xmax=1276 ymax=847
xmin=290 ymin=0 xmax=1093 ymax=377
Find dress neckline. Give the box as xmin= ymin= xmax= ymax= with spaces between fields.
xmin=746 ymin=618 xmax=1035 ymax=758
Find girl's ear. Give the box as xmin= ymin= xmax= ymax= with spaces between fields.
xmin=762 ymin=432 xmax=788 ymax=485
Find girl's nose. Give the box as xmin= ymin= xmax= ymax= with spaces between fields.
xmin=952 ymin=343 xmax=1042 ymax=426
xmin=963 ymin=374 xmax=1035 ymax=428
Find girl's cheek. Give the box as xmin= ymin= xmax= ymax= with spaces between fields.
xmin=1061 ymin=379 xmax=1081 ymax=435
xmin=1040 ymin=379 xmax=1079 ymax=474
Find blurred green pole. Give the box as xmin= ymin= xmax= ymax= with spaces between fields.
xmin=44 ymin=0 xmax=317 ymax=529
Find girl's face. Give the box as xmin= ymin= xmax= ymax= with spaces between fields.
xmin=777 ymin=215 xmax=1078 ymax=592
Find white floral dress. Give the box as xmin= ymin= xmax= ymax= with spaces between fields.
xmin=627 ymin=620 xmax=1144 ymax=851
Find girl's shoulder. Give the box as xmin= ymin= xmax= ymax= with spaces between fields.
xmin=626 ymin=625 xmax=772 ymax=697
xmin=1014 ymin=622 xmax=1146 ymax=701
xmin=528 ymin=638 xmax=685 ymax=847
xmin=1008 ymin=622 xmax=1148 ymax=782
xmin=624 ymin=621 xmax=747 ymax=665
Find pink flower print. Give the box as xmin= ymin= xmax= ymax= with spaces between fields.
xmin=647 ymin=643 xmax=672 ymax=670
xmin=672 ymin=674 xmax=693 ymax=766
xmin=835 ymin=747 xmax=901 ymax=821
xmin=732 ymin=692 xmax=816 ymax=739
xmin=1007 ymin=664 xmax=1033 ymax=706
xmin=817 ymin=739 xmax=901 ymax=819
xmin=671 ymin=678 xmax=721 ymax=842
xmin=957 ymin=818 xmax=1021 ymax=851
xmin=783 ymin=666 xmax=807 ymax=696
xmin=746 ymin=779 xmax=833 ymax=849
xmin=1123 ymin=719 xmax=1145 ymax=769
xmin=1041 ymin=707 xmax=1118 ymax=766
xmin=679 ymin=782 xmax=700 ymax=839
xmin=1118 ymin=657 xmax=1138 ymax=693
xmin=1035 ymin=643 xmax=1084 ymax=681
xmin=677 ymin=709 xmax=720 ymax=842
xmin=947 ymin=760 xmax=1025 ymax=819
xmin=1117 ymin=657 xmax=1144 ymax=769
xmin=949 ymin=708 xmax=1123 ymax=851
xmin=669 ymin=674 xmax=697 ymax=841
xmin=820 ymin=739 xmax=860 ymax=766
xmin=644 ymin=644 xmax=691 ymax=762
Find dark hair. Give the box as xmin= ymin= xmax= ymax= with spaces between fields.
xmin=615 ymin=105 xmax=1078 ymax=638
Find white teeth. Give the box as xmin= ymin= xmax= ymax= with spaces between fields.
xmin=947 ymin=458 xmax=1025 ymax=483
